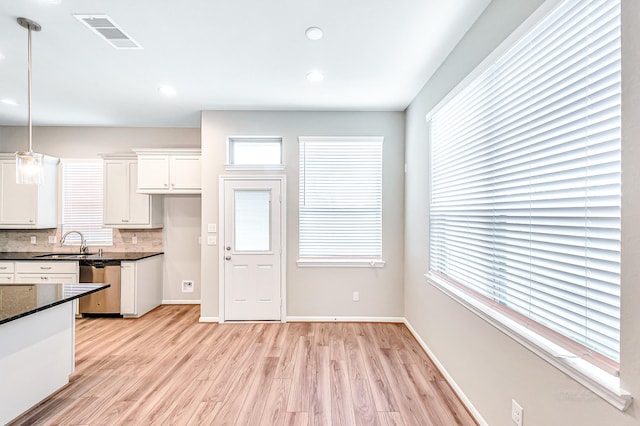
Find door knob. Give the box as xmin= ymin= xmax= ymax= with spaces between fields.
xmin=226 ymin=246 xmax=231 ymax=251
xmin=225 ymin=256 xmax=231 ymax=260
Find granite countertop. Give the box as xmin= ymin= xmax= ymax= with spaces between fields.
xmin=0 ymin=283 xmax=109 ymax=325
xmin=0 ymin=251 xmax=163 ymax=262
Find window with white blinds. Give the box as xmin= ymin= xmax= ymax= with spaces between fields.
xmin=299 ymin=136 xmax=383 ymax=263
xmin=429 ymin=0 xmax=621 ymax=370
xmin=61 ymin=160 xmax=113 ymax=246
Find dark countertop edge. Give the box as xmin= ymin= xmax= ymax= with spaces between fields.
xmin=0 ymin=252 xmax=164 ymax=261
xmin=0 ymin=284 xmax=110 ymax=326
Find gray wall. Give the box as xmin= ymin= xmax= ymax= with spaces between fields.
xmin=200 ymin=111 xmax=405 ymax=320
xmin=404 ymin=1 xmax=640 ymax=425
xmin=0 ymin=126 xmax=202 ymax=303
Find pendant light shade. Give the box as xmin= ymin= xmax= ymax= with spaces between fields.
xmin=15 ymin=17 xmax=44 ymax=185
xmin=16 ymin=151 xmax=44 ymax=184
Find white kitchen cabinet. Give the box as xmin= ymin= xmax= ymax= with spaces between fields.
xmin=0 ymin=154 xmax=58 ymax=229
xmin=134 ymin=149 xmax=201 ymax=194
xmin=120 ymin=254 xmax=163 ymax=318
xmin=0 ymin=261 xmax=15 ymax=283
xmin=14 ymin=261 xmax=79 ymax=284
xmin=103 ymin=155 xmax=163 ymax=228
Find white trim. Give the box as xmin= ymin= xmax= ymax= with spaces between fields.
xmin=162 ymin=300 xmax=201 ymax=305
xmin=426 ymin=273 xmax=632 ymax=411
xmin=425 ymin=0 xmax=564 ymax=121
xmin=225 ymin=164 xmax=285 ymax=171
xmin=403 ymin=317 xmax=488 ymax=426
xmin=199 ymin=316 xmax=220 ymax=323
xmin=298 ymin=135 xmax=384 ymax=144
xmin=218 ymin=175 xmax=287 ymax=323
xmin=286 ymin=316 xmax=403 ymax=323
xmin=296 ymin=259 xmax=385 ymax=268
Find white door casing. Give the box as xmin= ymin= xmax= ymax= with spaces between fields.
xmin=220 ymin=177 xmax=285 ymax=321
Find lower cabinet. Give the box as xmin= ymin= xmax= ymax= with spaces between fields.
xmin=13 ymin=262 xmax=79 ymax=284
xmin=120 ymin=255 xmax=163 ymax=318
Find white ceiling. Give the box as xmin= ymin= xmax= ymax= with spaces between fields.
xmin=0 ymin=0 xmax=490 ymax=128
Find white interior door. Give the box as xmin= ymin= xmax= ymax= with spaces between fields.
xmin=223 ymin=179 xmax=282 ymax=320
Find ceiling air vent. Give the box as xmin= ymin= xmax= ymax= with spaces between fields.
xmin=73 ymin=14 xmax=142 ymax=49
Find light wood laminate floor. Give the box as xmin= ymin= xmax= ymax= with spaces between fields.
xmin=10 ymin=305 xmax=477 ymax=425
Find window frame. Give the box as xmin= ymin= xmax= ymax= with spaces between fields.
xmin=424 ymin=0 xmax=630 ymax=410
xmin=297 ymin=136 xmax=385 ymax=268
xmin=60 ymin=159 xmax=113 ymax=247
xmin=226 ymin=136 xmax=284 ymax=171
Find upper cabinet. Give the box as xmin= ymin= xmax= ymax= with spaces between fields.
xmin=134 ymin=148 xmax=201 ymax=194
xmin=103 ymin=154 xmax=163 ymax=228
xmin=0 ymin=154 xmax=58 ymax=229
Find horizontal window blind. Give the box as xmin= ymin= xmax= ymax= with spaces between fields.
xmin=429 ymin=0 xmax=621 ymax=367
xmin=299 ymin=136 xmax=383 ymax=259
xmin=62 ymin=160 xmax=113 ymax=246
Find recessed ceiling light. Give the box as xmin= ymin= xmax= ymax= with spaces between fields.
xmin=305 ymin=26 xmax=323 ymax=41
xmin=158 ymin=84 xmax=176 ymax=96
xmin=306 ymin=71 xmax=324 ymax=83
xmin=1 ymin=99 xmax=17 ymax=106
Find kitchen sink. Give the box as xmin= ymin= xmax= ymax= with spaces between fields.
xmin=34 ymin=253 xmax=96 ymax=259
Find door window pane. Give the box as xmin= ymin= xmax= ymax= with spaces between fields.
xmin=234 ymin=190 xmax=271 ymax=251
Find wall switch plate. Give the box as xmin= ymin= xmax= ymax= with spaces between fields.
xmin=30 ymin=236 xmax=36 ymax=244
xmin=353 ymin=291 xmax=360 ymax=302
xmin=512 ymin=399 xmax=523 ymax=426
xmin=48 ymin=236 xmax=56 ymax=244
xmin=207 ymin=236 xmax=217 ymax=246
xmin=132 ymin=235 xmax=138 ymax=245
xmin=182 ymin=280 xmax=194 ymax=293
xmin=207 ymin=223 xmax=217 ymax=233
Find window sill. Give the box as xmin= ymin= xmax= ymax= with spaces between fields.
xmin=225 ymin=164 xmax=284 ymax=171
xmin=425 ymin=272 xmax=632 ymax=411
xmin=297 ymin=259 xmax=385 ymax=268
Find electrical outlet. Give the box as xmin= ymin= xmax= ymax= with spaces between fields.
xmin=353 ymin=291 xmax=360 ymax=302
xmin=512 ymin=399 xmax=523 ymax=426
xmin=48 ymin=236 xmax=56 ymax=244
xmin=30 ymin=236 xmax=36 ymax=244
xmin=182 ymin=280 xmax=194 ymax=293
xmin=132 ymin=235 xmax=138 ymax=245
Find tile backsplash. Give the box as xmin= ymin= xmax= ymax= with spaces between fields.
xmin=0 ymin=228 xmax=163 ymax=253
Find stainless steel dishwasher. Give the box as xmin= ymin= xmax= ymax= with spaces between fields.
xmin=78 ymin=259 xmax=121 ymax=315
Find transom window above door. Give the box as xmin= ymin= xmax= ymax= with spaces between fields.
xmin=226 ymin=136 xmax=284 ymax=170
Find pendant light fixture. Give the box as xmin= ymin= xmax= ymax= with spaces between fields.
xmin=15 ymin=17 xmax=44 ymax=185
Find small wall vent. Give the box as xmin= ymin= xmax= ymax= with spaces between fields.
xmin=73 ymin=14 xmax=142 ymax=49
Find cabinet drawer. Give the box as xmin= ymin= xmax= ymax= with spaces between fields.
xmin=0 ymin=274 xmax=14 ymax=284
xmin=0 ymin=262 xmax=14 ymax=273
xmin=15 ymin=261 xmax=77 ymax=274
xmin=14 ymin=273 xmax=78 ymax=284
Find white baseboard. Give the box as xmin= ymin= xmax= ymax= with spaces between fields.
xmin=403 ymin=319 xmax=487 ymax=426
xmin=199 ymin=316 xmax=220 ymax=323
xmin=162 ymin=300 xmax=201 ymax=305
xmin=286 ymin=316 xmax=404 ymax=323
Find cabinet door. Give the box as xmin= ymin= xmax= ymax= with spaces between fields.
xmin=137 ymin=155 xmax=170 ymax=191
xmin=127 ymin=162 xmax=151 ymax=224
xmin=171 ymin=156 xmax=201 ymax=190
xmin=120 ymin=262 xmax=136 ymax=315
xmin=103 ymin=160 xmax=128 ymax=225
xmin=0 ymin=161 xmax=37 ymax=225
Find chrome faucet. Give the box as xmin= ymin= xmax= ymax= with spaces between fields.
xmin=60 ymin=230 xmax=88 ymax=254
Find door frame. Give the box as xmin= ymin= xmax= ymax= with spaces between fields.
xmin=218 ymin=175 xmax=287 ymax=323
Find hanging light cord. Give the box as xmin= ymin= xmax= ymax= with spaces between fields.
xmin=27 ymin=21 xmax=33 ymax=153
xmin=17 ymin=17 xmax=41 ymax=154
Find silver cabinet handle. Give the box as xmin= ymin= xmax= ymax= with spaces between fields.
xmin=225 ymin=256 xmax=231 ymax=261
xmin=40 ymin=266 xmax=52 ymax=270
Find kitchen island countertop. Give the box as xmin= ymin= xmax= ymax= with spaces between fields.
xmin=0 ymin=283 xmax=109 ymax=325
